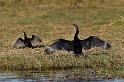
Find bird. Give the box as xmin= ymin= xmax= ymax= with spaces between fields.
xmin=44 ymin=24 xmax=111 ymax=55
xmin=44 ymin=24 xmax=83 ymax=55
xmin=13 ymin=32 xmax=43 ymax=48
xmin=23 ymin=32 xmax=32 ymax=48
xmin=72 ymin=24 xmax=82 ymax=55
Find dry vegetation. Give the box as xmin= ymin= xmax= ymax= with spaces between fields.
xmin=0 ymin=0 xmax=124 ymax=77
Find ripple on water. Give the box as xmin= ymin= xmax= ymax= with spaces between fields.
xmin=0 ymin=69 xmax=123 ymax=82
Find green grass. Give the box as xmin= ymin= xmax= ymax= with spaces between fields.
xmin=0 ymin=0 xmax=124 ymax=77
xmin=0 ymin=49 xmax=122 ymax=70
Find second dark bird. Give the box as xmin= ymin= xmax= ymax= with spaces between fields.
xmin=13 ymin=32 xmax=43 ymax=48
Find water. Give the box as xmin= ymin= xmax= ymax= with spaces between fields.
xmin=0 ymin=69 xmax=123 ymax=82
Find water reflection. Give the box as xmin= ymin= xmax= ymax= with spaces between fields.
xmin=0 ymin=69 xmax=123 ymax=82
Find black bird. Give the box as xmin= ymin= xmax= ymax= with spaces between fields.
xmin=13 ymin=32 xmax=42 ymax=48
xmin=73 ymin=24 xmax=82 ymax=55
xmin=23 ymin=32 xmax=32 ymax=48
xmin=44 ymin=24 xmax=83 ymax=55
xmin=44 ymin=24 xmax=111 ymax=54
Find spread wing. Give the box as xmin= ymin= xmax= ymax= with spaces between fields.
xmin=13 ymin=38 xmax=26 ymax=48
xmin=81 ymin=40 xmax=91 ymax=50
xmin=30 ymin=35 xmax=43 ymax=48
xmin=44 ymin=39 xmax=73 ymax=53
xmin=89 ymin=36 xmax=111 ymax=49
xmin=81 ymin=36 xmax=111 ymax=50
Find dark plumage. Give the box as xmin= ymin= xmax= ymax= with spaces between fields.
xmin=23 ymin=32 xmax=32 ymax=48
xmin=44 ymin=24 xmax=111 ymax=55
xmin=73 ymin=24 xmax=82 ymax=55
xmin=44 ymin=24 xmax=83 ymax=55
xmin=81 ymin=36 xmax=111 ymax=50
xmin=13 ymin=32 xmax=42 ymax=48
xmin=44 ymin=39 xmax=73 ymax=53
xmin=13 ymin=38 xmax=26 ymax=48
